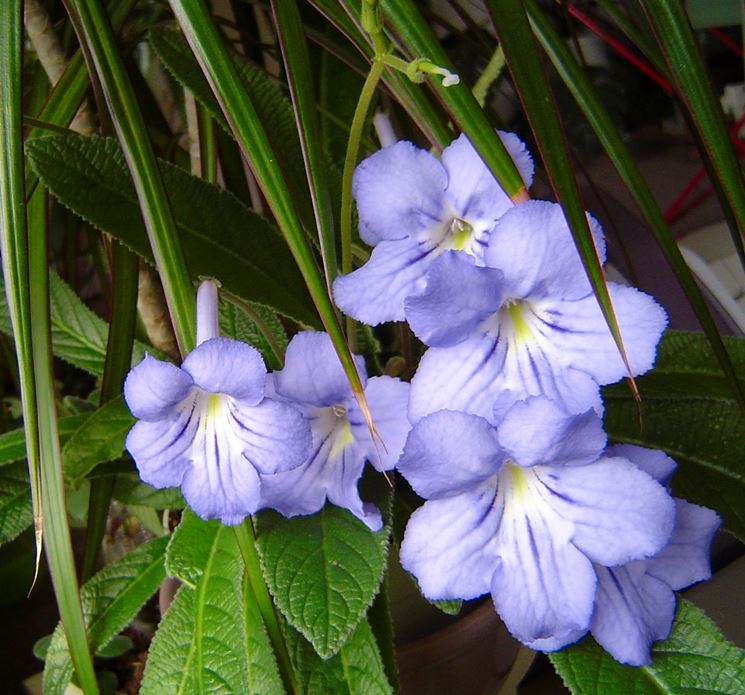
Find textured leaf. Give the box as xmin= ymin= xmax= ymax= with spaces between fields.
xmin=43 ymin=536 xmax=169 ymax=695
xmin=0 ymin=461 xmax=33 ymax=545
xmin=0 ymin=413 xmax=88 ymax=468
xmin=219 ymin=299 xmax=287 ymax=371
xmin=256 ymin=506 xmax=389 ymax=658
xmin=148 ymin=26 xmax=313 ymax=227
xmin=0 ymin=270 xmax=155 ymax=377
xmin=550 ymin=599 xmax=745 ymax=694
xmin=288 ymin=618 xmax=392 ymax=695
xmin=25 ymin=134 xmax=318 ymax=327
xmin=111 ymin=474 xmax=184 ymax=509
xmin=603 ymin=330 xmax=745 ymax=541
xmin=142 ymin=522 xmax=283 ymax=695
xmin=61 ymin=395 xmax=134 ymax=487
xmin=165 ymin=509 xmax=222 ymax=587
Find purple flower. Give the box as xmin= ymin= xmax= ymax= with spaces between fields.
xmin=590 ymin=445 xmax=720 ymax=665
xmin=408 ymin=201 xmax=667 ymax=422
xmin=123 ymin=281 xmax=311 ymax=525
xmin=396 ymin=398 xmax=676 ymax=651
xmin=332 ymin=132 xmax=533 ymax=325
xmin=259 ymin=331 xmax=410 ymax=531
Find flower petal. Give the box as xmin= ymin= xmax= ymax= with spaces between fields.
xmin=441 ymin=132 xmax=532 ymax=226
xmin=397 ymin=410 xmax=503 ymax=499
xmin=228 ymin=397 xmax=311 ymax=475
xmin=125 ymin=403 xmax=196 ymax=488
xmin=400 ymin=478 xmax=503 ymax=599
xmin=535 ymin=457 xmax=676 ymax=566
xmin=647 ymin=499 xmax=719 ymax=590
xmin=123 ymin=355 xmax=193 ymax=421
xmin=404 ymin=252 xmax=504 ymax=347
xmin=353 ymin=141 xmax=447 ymax=246
xmin=534 ymin=284 xmax=668 ymax=386
xmin=484 ymin=200 xmax=606 ymax=300
xmin=349 ymin=375 xmax=410 ymax=471
xmin=273 ymin=331 xmax=367 ymax=407
xmin=497 ymin=398 xmax=606 ymax=468
xmin=333 ymin=239 xmax=439 ymax=324
xmin=605 ymin=444 xmax=677 ymax=485
xmin=591 ymin=564 xmax=675 ymax=666
xmin=491 ymin=479 xmax=596 ymax=651
xmin=182 ymin=337 xmax=266 ymax=403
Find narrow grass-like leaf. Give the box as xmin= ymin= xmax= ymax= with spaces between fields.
xmin=526 ymin=1 xmax=745 ymax=410
xmin=0 ymin=414 xmax=88 ymax=468
xmin=141 ymin=524 xmax=284 ymax=695
xmin=167 ymin=0 xmax=369 ymax=432
xmin=287 ymin=618 xmax=392 ymax=695
xmin=603 ymin=330 xmax=745 ymax=541
xmin=380 ymin=0 xmax=526 ymax=196
xmin=66 ymin=0 xmax=195 ymax=353
xmin=550 ymin=600 xmax=745 ymax=694
xmin=61 ymin=395 xmax=134 ymax=487
xmin=487 ymin=0 xmax=637 ymax=397
xmin=26 ymin=134 xmax=318 ymax=327
xmin=43 ymin=536 xmax=169 ymax=695
xmin=642 ymin=1 xmax=745 ymax=262
xmin=256 ymin=506 xmax=389 ymax=658
xmin=272 ymin=1 xmax=338 ymax=289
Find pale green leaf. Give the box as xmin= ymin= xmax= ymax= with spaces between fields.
xmin=550 ymin=599 xmax=745 ymax=694
xmin=165 ymin=509 xmax=222 ymax=588
xmin=142 ymin=523 xmax=283 ymax=695
xmin=256 ymin=506 xmax=389 ymax=658
xmin=61 ymin=395 xmax=134 ymax=487
xmin=43 ymin=536 xmax=169 ymax=695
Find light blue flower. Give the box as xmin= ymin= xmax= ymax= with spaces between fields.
xmin=124 ymin=281 xmax=311 ymax=525
xmin=332 ymin=132 xmax=533 ymax=325
xmin=591 ymin=445 xmax=720 ymax=665
xmin=396 ymin=398 xmax=676 ymax=651
xmin=259 ymin=331 xmax=410 ymax=531
xmin=408 ymin=201 xmax=668 ymax=422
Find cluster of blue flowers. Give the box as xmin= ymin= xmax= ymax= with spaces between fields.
xmin=124 ymin=132 xmax=719 ymax=667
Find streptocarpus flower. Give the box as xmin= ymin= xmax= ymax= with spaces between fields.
xmin=124 ymin=281 xmax=311 ymax=525
xmin=332 ymin=131 xmax=533 ymax=325
xmin=408 ymin=201 xmax=667 ymax=421
xmin=590 ymin=444 xmax=720 ymax=666
xmin=397 ymin=398 xmax=676 ymax=651
xmin=259 ymin=331 xmax=410 ymax=531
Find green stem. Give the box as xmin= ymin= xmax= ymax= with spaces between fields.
xmin=340 ymin=58 xmax=385 ymax=351
xmin=197 ymin=102 xmax=217 ymax=184
xmin=233 ymin=521 xmax=298 ymax=695
xmin=472 ymin=44 xmax=505 ymax=108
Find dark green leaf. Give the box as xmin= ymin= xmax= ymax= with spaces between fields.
xmin=603 ymin=330 xmax=745 ymax=541
xmin=256 ymin=505 xmax=389 ymax=658
xmin=25 ymin=134 xmax=319 ymax=327
xmin=0 ymin=461 xmax=34 ymax=545
xmin=219 ymin=299 xmax=287 ymax=371
xmin=550 ymin=599 xmax=745 ymax=694
xmin=43 ymin=536 xmax=169 ymax=695
xmin=0 ymin=413 xmax=88 ymax=468
xmin=61 ymin=396 xmax=134 ymax=487
xmin=95 ymin=634 xmax=133 ymax=659
xmin=111 ymin=474 xmax=184 ymax=509
xmin=142 ymin=522 xmax=283 ymax=694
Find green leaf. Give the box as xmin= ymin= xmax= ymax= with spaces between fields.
xmin=43 ymin=536 xmax=169 ymax=695
xmin=288 ymin=618 xmax=392 ymax=695
xmin=256 ymin=505 xmax=389 ymax=658
xmin=148 ymin=26 xmax=314 ymax=228
xmin=0 ymin=413 xmax=88 ymax=468
xmin=61 ymin=396 xmax=135 ymax=487
xmin=219 ymin=298 xmax=287 ymax=371
xmin=165 ymin=510 xmax=222 ymax=587
xmin=603 ymin=330 xmax=745 ymax=541
xmin=141 ymin=523 xmax=283 ymax=695
xmin=95 ymin=634 xmax=133 ymax=659
xmin=0 ymin=461 xmax=34 ymax=545
xmin=111 ymin=474 xmax=184 ymax=509
xmin=26 ymin=134 xmax=318 ymax=328
xmin=550 ymin=599 xmax=745 ymax=694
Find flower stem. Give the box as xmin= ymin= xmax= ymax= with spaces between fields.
xmin=233 ymin=521 xmax=298 ymax=695
xmin=340 ymin=58 xmax=385 ymax=351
